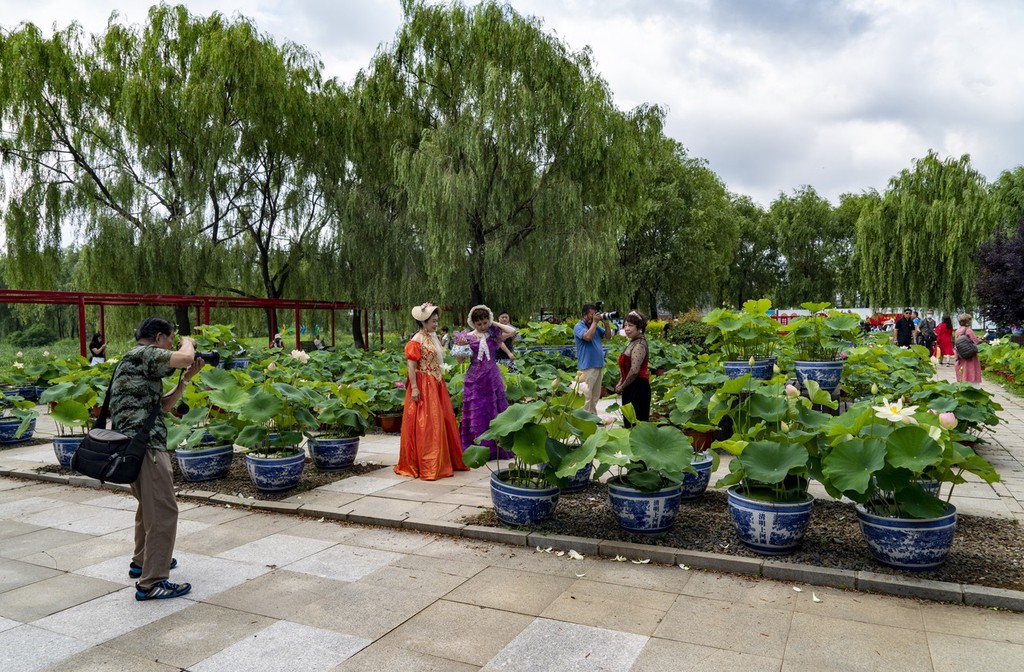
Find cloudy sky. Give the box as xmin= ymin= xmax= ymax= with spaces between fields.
xmin=3 ymin=0 xmax=1023 ymax=206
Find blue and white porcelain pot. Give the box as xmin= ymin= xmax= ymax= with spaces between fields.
xmin=679 ymin=452 xmax=714 ymax=501
xmin=727 ymin=486 xmax=813 ymax=554
xmin=608 ymin=479 xmax=683 ymax=535
xmin=226 ymin=357 xmax=250 ymax=370
xmin=559 ymin=462 xmax=593 ymax=493
xmin=723 ymin=359 xmax=773 ymax=381
xmin=794 ymin=361 xmax=844 ymax=395
xmin=0 ymin=417 xmax=36 ymax=444
xmin=307 ymin=436 xmax=360 ymax=472
xmin=176 ymin=443 xmax=234 ymax=482
xmin=53 ymin=436 xmax=83 ymax=468
xmin=856 ymin=503 xmax=957 ymax=571
xmin=490 ymin=469 xmax=560 ymax=526
xmin=245 ymin=450 xmax=305 ymax=493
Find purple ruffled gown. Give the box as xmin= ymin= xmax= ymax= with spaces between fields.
xmin=460 ymin=325 xmax=512 ymax=459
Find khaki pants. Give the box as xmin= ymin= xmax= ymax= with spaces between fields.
xmin=130 ymin=449 xmax=178 ymax=590
xmin=578 ymin=367 xmax=604 ymax=415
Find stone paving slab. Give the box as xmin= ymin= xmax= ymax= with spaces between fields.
xmin=189 ymin=620 xmax=370 ymax=672
xmin=482 ymin=618 xmax=649 ymax=672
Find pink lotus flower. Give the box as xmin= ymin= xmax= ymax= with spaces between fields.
xmin=266 ymin=361 xmax=277 ymax=371
xmin=785 ymin=384 xmax=799 ymax=398
xmin=939 ymin=412 xmax=958 ymax=430
xmin=395 ymin=381 xmax=406 ymax=389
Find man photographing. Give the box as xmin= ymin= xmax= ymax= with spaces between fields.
xmin=112 ymin=317 xmax=204 ymax=600
xmin=573 ymin=304 xmax=612 ymax=414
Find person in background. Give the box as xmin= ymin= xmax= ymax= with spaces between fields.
xmin=439 ymin=326 xmax=451 ymax=350
xmin=614 ymin=311 xmax=650 ymax=428
xmin=271 ymin=332 xmax=284 ymax=348
xmin=935 ymin=314 xmax=955 ymax=366
xmin=893 ymin=309 xmax=915 ymax=348
xmin=919 ymin=310 xmax=938 ymax=359
xmin=89 ymin=332 xmax=107 ymax=365
xmin=912 ymin=311 xmax=921 ymax=344
xmin=955 ymin=313 xmax=983 ymax=384
xmin=494 ymin=310 xmax=518 ymax=372
xmin=573 ymin=304 xmax=612 ymax=414
xmin=312 ymin=335 xmax=326 ymax=350
xmin=394 ymin=303 xmax=468 ymax=480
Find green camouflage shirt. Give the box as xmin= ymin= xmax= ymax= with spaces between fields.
xmin=110 ymin=344 xmax=173 ymax=452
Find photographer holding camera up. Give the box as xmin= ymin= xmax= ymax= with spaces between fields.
xmin=111 ymin=317 xmax=205 ymax=601
xmin=574 ymin=303 xmax=613 ymax=414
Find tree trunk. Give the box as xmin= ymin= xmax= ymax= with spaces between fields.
xmin=351 ymin=309 xmax=366 ymax=350
xmin=174 ymin=306 xmax=192 ymax=336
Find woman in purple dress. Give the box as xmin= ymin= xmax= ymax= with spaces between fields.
xmin=457 ymin=305 xmax=518 ymax=459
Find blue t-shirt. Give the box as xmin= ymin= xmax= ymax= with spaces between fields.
xmin=574 ymin=320 xmax=606 ymax=370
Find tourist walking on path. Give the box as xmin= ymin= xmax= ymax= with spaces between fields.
xmin=893 ymin=309 xmax=916 ymax=347
xmin=574 ymin=304 xmax=612 ymax=414
xmin=114 ymin=317 xmax=203 ymax=600
xmin=457 ymin=305 xmax=517 ymax=459
xmin=615 ymin=311 xmax=651 ymax=427
xmin=919 ymin=310 xmax=938 ymax=358
xmin=955 ymin=313 xmax=983 ymax=384
xmin=394 ymin=303 xmax=468 ymax=480
xmin=935 ymin=314 xmax=955 ymax=366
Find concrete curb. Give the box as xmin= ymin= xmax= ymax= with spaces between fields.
xmin=4 ymin=467 xmax=1024 ymax=612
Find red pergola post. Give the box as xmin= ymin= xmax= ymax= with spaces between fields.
xmin=203 ymin=300 xmax=210 ymax=325
xmin=270 ymin=311 xmax=277 ymax=347
xmin=78 ymin=297 xmax=87 ymax=358
xmin=195 ymin=305 xmax=201 ymax=331
xmin=294 ymin=307 xmax=301 ymax=350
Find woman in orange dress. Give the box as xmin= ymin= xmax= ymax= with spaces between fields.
xmin=394 ymin=302 xmax=469 ymax=480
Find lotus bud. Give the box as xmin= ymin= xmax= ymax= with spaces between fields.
xmin=267 ymin=361 xmax=277 ymax=371
xmin=785 ymin=384 xmax=799 ymax=398
xmin=871 ymin=383 xmax=879 ymax=396
xmin=939 ymin=412 xmax=958 ymax=430
xmin=15 ymin=352 xmax=22 ymax=358
xmin=43 ymin=350 xmax=49 ymax=357
xmin=780 ymin=421 xmax=790 ymax=432
xmin=748 ymin=356 xmax=756 ymax=367
xmin=773 ymin=364 xmax=782 ymax=375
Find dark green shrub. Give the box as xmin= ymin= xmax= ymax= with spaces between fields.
xmin=9 ymin=323 xmax=56 ymax=348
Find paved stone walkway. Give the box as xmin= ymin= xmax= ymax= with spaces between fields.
xmin=1 ymin=366 xmax=1023 ymax=670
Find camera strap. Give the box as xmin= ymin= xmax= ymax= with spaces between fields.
xmin=92 ymin=354 xmax=163 ymax=437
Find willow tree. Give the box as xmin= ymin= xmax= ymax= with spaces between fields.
xmin=722 ymin=195 xmax=781 ymax=308
xmin=616 ymin=132 xmax=737 ymax=316
xmin=351 ymin=0 xmax=645 ymax=312
xmin=855 ymin=151 xmax=998 ymax=309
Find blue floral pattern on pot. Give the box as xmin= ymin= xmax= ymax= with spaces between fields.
xmin=0 ymin=417 xmax=35 ymax=444
xmin=679 ymin=453 xmax=713 ymax=501
xmin=52 ymin=436 xmax=83 ymax=468
xmin=490 ymin=470 xmax=560 ymax=526
xmin=794 ymin=361 xmax=844 ymax=394
xmin=559 ymin=462 xmax=593 ymax=493
xmin=727 ymin=486 xmax=813 ymax=554
xmin=723 ymin=360 xmax=773 ymax=381
xmin=177 ymin=444 xmax=234 ymax=482
xmin=856 ymin=503 xmax=957 ymax=571
xmin=226 ymin=357 xmax=250 ymax=370
xmin=307 ymin=437 xmax=360 ymax=472
xmin=608 ymin=480 xmax=683 ymax=534
xmin=245 ymin=451 xmax=305 ymax=493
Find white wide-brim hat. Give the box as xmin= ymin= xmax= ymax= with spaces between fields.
xmin=411 ymin=302 xmax=438 ymax=321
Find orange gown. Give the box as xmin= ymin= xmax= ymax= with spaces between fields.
xmin=394 ymin=336 xmax=468 ymax=480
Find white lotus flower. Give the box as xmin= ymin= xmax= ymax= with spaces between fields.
xmin=290 ymin=349 xmax=309 ymax=363
xmin=570 ymin=379 xmax=590 ymax=397
xmin=872 ymin=398 xmax=918 ymax=425
xmin=43 ymin=351 xmax=49 ymax=356
xmin=12 ymin=362 xmax=23 ymax=369
xmin=15 ymin=352 xmax=22 ymax=357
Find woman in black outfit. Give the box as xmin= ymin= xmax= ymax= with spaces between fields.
xmin=615 ymin=311 xmax=650 ymax=427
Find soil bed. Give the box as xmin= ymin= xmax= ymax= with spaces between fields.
xmin=463 ymin=483 xmax=1024 ymax=592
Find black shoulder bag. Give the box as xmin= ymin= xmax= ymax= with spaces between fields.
xmin=71 ymin=361 xmax=163 ymax=484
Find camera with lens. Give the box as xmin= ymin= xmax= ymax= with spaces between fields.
xmin=594 ymin=302 xmax=618 ymax=320
xmin=195 ymin=350 xmax=220 ymax=367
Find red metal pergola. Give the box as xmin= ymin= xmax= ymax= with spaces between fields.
xmin=0 ymin=289 xmax=372 ymax=357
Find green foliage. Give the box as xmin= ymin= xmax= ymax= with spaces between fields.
xmin=785 ymin=303 xmax=863 ymax=361
xmin=8 ymin=324 xmax=56 ymax=348
xmin=702 ymin=299 xmax=780 ymax=359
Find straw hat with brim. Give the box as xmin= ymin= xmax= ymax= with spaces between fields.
xmin=411 ymin=302 xmax=438 ymax=321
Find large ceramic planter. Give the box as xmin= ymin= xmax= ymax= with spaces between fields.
xmin=607 ymin=479 xmax=683 ymax=535
xmin=244 ymin=451 xmax=305 ymax=493
xmin=560 ymin=462 xmax=593 ymax=493
xmin=794 ymin=360 xmax=844 ymax=394
xmin=377 ymin=413 xmax=403 ymax=433
xmin=176 ymin=443 xmax=234 ymax=482
xmin=0 ymin=417 xmax=36 ymax=444
xmin=727 ymin=486 xmax=813 ymax=555
xmin=490 ymin=469 xmax=560 ymax=526
xmin=856 ymin=503 xmax=957 ymax=571
xmin=53 ymin=436 xmax=83 ymax=468
xmin=723 ymin=359 xmax=773 ymax=381
xmin=307 ymin=436 xmax=360 ymax=472
xmin=680 ymin=452 xmax=714 ymax=501
xmin=226 ymin=357 xmax=250 ymax=370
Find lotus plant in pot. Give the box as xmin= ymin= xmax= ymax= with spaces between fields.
xmin=559 ymin=403 xmax=697 ymax=535
xmin=817 ymin=396 xmax=1000 ymax=570
xmin=307 ymin=382 xmax=373 ymax=471
xmin=462 ymin=382 xmax=600 ymax=526
xmin=785 ymin=302 xmax=862 ymax=395
xmin=39 ymin=373 xmax=104 ymax=467
xmin=665 ymin=385 xmax=720 ymax=500
xmin=702 ymin=298 xmax=781 ymax=380
xmin=711 ymin=375 xmax=836 ymax=554
xmin=0 ymin=391 xmax=39 ymax=444
xmin=168 ymin=367 xmax=245 ymax=482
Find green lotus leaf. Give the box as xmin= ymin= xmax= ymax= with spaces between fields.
xmin=199 ymin=367 xmax=237 ymax=389
xmin=749 ymin=393 xmax=787 ymax=422
xmin=821 ymin=438 xmax=886 ymax=494
xmin=208 ymin=385 xmax=249 ymax=411
xmin=39 ymin=382 xmax=73 ymax=405
xmin=235 ymin=424 xmax=267 ymax=448
xmin=49 ymin=399 xmax=90 ymax=427
xmin=239 ymin=390 xmax=284 ymax=423
xmin=271 ymin=382 xmax=309 ymax=404
xmin=628 ymin=423 xmax=692 ymax=472
xmin=462 ymin=444 xmax=491 ymax=468
xmin=510 ymin=422 xmax=548 ymax=464
xmin=481 ymin=401 xmax=545 ymax=440
xmin=804 ymin=379 xmax=837 ymax=408
xmin=594 ymin=428 xmax=633 ymax=466
xmin=739 ymin=441 xmax=808 ymax=485
xmin=885 ymin=425 xmax=942 ymax=473
xmin=894 ymin=485 xmax=948 ymax=519
xmin=624 ymin=469 xmax=667 ymax=492
xmin=926 ymin=397 xmax=958 ymax=413
xmin=556 ymin=438 xmax=597 ymax=478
